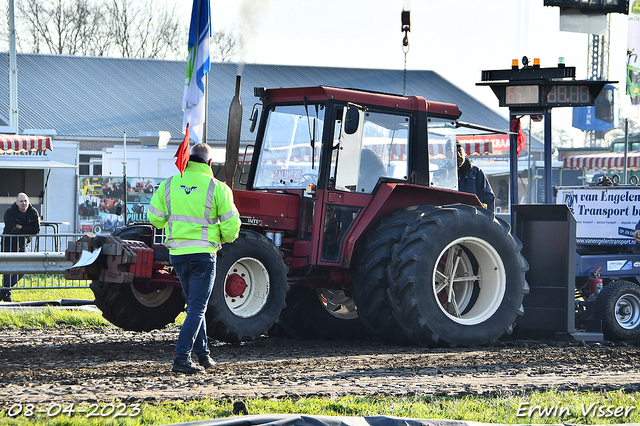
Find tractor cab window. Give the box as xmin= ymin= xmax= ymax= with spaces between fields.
xmin=428 ymin=118 xmax=459 ymax=191
xmin=331 ymin=109 xmax=409 ymax=194
xmin=253 ymin=104 xmax=324 ymax=189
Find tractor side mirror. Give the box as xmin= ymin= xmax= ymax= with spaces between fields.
xmin=249 ymin=104 xmax=260 ymax=133
xmin=344 ymin=106 xmax=360 ymax=135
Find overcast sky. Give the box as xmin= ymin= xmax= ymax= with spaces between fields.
xmin=167 ymin=0 xmax=631 ymax=142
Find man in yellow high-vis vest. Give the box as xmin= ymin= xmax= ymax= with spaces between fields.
xmin=149 ymin=143 xmax=240 ymax=374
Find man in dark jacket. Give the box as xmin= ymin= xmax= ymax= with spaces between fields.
xmin=2 ymin=193 xmax=40 ymax=302
xmin=457 ymin=142 xmax=495 ymax=212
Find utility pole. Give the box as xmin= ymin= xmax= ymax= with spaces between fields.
xmin=9 ymin=0 xmax=18 ymax=133
xmin=585 ymin=16 xmax=611 ymax=147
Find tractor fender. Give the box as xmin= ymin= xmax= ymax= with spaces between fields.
xmin=342 ymin=182 xmax=482 ymax=268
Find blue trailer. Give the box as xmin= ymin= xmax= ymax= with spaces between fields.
xmin=556 ymin=185 xmax=640 ymax=341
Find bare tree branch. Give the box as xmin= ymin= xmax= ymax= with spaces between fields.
xmin=211 ymin=29 xmax=238 ymax=62
xmin=12 ymin=0 xmax=238 ymax=61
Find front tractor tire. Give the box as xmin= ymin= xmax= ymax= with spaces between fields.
xmin=91 ymin=280 xmax=185 ymax=331
xmin=595 ymin=280 xmax=640 ymax=341
xmin=206 ymin=230 xmax=289 ymax=343
xmin=352 ymin=207 xmax=425 ymax=345
xmin=387 ymin=204 xmax=529 ymax=347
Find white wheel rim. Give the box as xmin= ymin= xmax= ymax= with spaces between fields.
xmin=433 ymin=237 xmax=506 ymax=325
xmin=615 ymin=293 xmax=640 ymax=330
xmin=224 ymin=257 xmax=270 ymax=318
xmin=316 ymin=289 xmax=359 ymax=320
xmin=131 ymin=284 xmax=173 ymax=308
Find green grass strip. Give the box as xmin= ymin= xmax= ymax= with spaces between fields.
xmin=10 ymin=288 xmax=95 ymax=303
xmin=1 ymin=392 xmax=639 ymax=425
xmin=0 ymin=289 xmax=185 ymax=328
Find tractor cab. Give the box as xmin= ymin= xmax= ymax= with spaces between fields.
xmin=247 ymin=86 xmax=460 ymax=195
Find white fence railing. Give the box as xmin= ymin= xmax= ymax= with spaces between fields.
xmin=1 ymin=233 xmax=91 ymax=290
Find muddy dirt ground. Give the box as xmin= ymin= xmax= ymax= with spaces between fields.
xmin=1 ymin=326 xmax=640 ymax=406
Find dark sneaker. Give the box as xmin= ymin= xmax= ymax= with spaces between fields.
xmin=171 ymin=358 xmax=204 ymax=374
xmin=198 ymin=355 xmax=215 ymax=369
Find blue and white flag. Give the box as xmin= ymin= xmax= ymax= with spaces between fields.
xmin=183 ymin=0 xmax=211 ymax=144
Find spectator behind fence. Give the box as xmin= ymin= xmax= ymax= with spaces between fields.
xmin=1 ymin=193 xmax=40 ymax=302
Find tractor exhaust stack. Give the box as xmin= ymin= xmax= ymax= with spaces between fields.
xmin=225 ymin=75 xmax=243 ymax=188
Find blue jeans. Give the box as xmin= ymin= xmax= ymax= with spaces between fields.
xmin=172 ymin=259 xmax=216 ymax=362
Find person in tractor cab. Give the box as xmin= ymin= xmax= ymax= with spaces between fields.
xmin=148 ymin=143 xmax=241 ymax=375
xmin=2 ymin=193 xmax=40 ymax=302
xmin=457 ymin=141 xmax=495 ymax=212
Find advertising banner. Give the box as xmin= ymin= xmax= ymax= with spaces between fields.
xmin=557 ymin=186 xmax=640 ymax=245
xmin=456 ymin=134 xmax=511 ymax=155
xmin=77 ymin=176 xmax=165 ymax=234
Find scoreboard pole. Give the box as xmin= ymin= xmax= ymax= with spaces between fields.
xmin=509 ymin=111 xmax=519 ymax=209
xmin=544 ymin=109 xmax=552 ymax=204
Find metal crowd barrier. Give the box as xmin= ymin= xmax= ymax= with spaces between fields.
xmin=0 ymin=233 xmax=91 ymax=291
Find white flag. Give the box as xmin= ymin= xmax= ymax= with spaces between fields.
xmin=182 ymin=0 xmax=211 ymax=144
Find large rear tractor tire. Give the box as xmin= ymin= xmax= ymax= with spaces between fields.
xmin=277 ymin=286 xmax=367 ymax=340
xmin=352 ymin=207 xmax=426 ymax=345
xmin=387 ymin=205 xmax=529 ymax=347
xmin=206 ymin=230 xmax=289 ymax=343
xmin=91 ymin=280 xmax=185 ymax=331
xmin=90 ymin=224 xmax=184 ymax=331
xmin=595 ymin=280 xmax=640 ymax=341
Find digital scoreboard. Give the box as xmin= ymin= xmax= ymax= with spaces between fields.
xmin=478 ymin=59 xmax=618 ymax=206
xmin=482 ymin=80 xmax=609 ymax=109
xmin=478 ymin=62 xmax=615 ymax=111
xmin=503 ymin=84 xmax=594 ymax=107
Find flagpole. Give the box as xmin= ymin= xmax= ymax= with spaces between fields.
xmin=8 ymin=0 xmax=18 ymax=133
xmin=196 ymin=0 xmax=201 ymax=144
xmin=123 ymin=131 xmax=128 ymax=226
xmin=623 ymin=118 xmax=629 ymax=184
xmin=197 ymin=0 xmax=208 ymax=144
xmin=183 ymin=0 xmax=209 ymax=145
xmin=203 ymin=73 xmax=208 ymax=143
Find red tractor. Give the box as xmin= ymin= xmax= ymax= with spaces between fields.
xmin=66 ymin=85 xmax=529 ymax=347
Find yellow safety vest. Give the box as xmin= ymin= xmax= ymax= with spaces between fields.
xmin=148 ymin=161 xmax=240 ymax=255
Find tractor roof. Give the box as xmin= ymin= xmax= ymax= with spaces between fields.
xmin=258 ymin=86 xmax=461 ymax=120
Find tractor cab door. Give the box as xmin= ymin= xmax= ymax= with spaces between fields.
xmin=314 ymin=105 xmax=410 ymax=265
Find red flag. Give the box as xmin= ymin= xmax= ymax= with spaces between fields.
xmin=510 ymin=118 xmax=526 ymax=157
xmin=175 ymin=123 xmax=190 ymax=177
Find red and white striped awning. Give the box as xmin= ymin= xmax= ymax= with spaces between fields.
xmin=456 ymin=136 xmax=494 ymax=156
xmin=0 ymin=134 xmax=52 ymax=154
xmin=563 ymin=151 xmax=640 ymax=171
xmin=429 ymin=140 xmax=493 ymax=158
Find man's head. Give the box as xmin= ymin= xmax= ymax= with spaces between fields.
xmin=191 ymin=143 xmax=214 ymax=166
xmin=16 ymin=193 xmax=29 ymax=212
xmin=456 ymin=142 xmax=466 ymax=167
